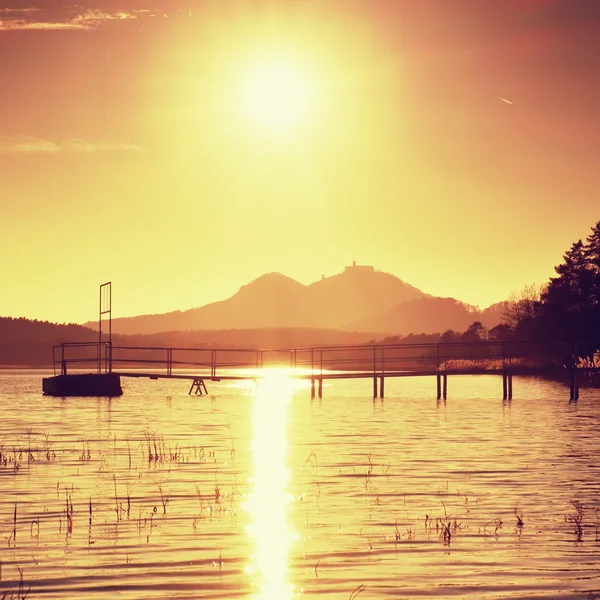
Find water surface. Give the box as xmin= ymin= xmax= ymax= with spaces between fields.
xmin=0 ymin=371 xmax=599 ymax=599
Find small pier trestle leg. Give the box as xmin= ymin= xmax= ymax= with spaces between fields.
xmin=311 ymin=378 xmax=315 ymax=400
xmin=507 ymin=374 xmax=513 ymax=400
xmin=373 ymin=376 xmax=378 ymax=399
xmin=318 ymin=378 xmax=323 ymax=399
xmin=379 ymin=376 xmax=385 ymax=399
xmin=436 ymin=374 xmax=441 ymax=400
xmin=442 ymin=374 xmax=447 ymax=399
xmin=189 ymin=378 xmax=208 ymax=396
xmin=502 ymin=373 xmax=508 ymax=400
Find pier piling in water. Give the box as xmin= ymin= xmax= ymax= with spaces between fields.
xmin=570 ymin=370 xmax=579 ymax=400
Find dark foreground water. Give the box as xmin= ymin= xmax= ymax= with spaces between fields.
xmin=0 ymin=371 xmax=599 ymax=599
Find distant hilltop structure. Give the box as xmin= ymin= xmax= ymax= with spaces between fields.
xmin=321 ymin=262 xmax=375 ymax=280
xmin=344 ymin=261 xmax=375 ymax=273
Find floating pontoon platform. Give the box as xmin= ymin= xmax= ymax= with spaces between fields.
xmin=42 ymin=373 xmax=123 ymax=397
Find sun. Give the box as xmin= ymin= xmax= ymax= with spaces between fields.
xmin=241 ymin=60 xmax=311 ymax=131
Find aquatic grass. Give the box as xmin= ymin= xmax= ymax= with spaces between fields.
xmin=127 ymin=439 xmax=132 ymax=469
xmin=157 ymin=481 xmax=169 ymax=514
xmin=313 ymin=558 xmax=320 ymax=578
xmin=364 ymin=453 xmax=374 ymax=491
xmin=302 ymin=452 xmax=318 ymax=470
xmin=0 ymin=566 xmax=30 ymax=600
xmin=24 ymin=428 xmax=35 ymax=465
xmin=64 ymin=490 xmax=73 ymax=535
xmin=78 ymin=438 xmax=91 ymax=461
xmin=125 ymin=483 xmax=133 ymax=518
xmin=437 ymin=501 xmax=462 ymax=546
xmin=42 ymin=433 xmax=56 ymax=462
xmin=483 ymin=517 xmax=503 ymax=537
xmin=514 ymin=507 xmax=524 ymax=529
xmin=228 ymin=423 xmax=236 ymax=459
xmin=7 ymin=502 xmax=17 ymax=546
xmin=440 ymin=357 xmax=564 ymax=372
xmin=566 ymin=500 xmax=585 ymax=542
xmin=194 ymin=484 xmax=206 ymax=517
xmin=29 ymin=519 xmax=39 ymax=540
xmin=113 ymin=474 xmax=120 ymax=521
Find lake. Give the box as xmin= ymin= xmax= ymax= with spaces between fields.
xmin=0 ymin=371 xmax=599 ymax=599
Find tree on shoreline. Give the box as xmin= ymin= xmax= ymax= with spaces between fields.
xmin=501 ymin=221 xmax=600 ymax=353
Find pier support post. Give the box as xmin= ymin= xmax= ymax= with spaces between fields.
xmin=379 ymin=376 xmax=385 ymax=399
xmin=442 ymin=374 xmax=447 ymax=399
xmin=502 ymin=373 xmax=508 ymax=400
xmin=373 ymin=376 xmax=378 ymax=399
xmin=311 ymin=378 xmax=315 ymax=400
xmin=570 ymin=371 xmax=579 ymax=400
xmin=436 ymin=374 xmax=441 ymax=400
xmin=318 ymin=378 xmax=323 ymax=399
xmin=507 ymin=374 xmax=513 ymax=400
xmin=189 ymin=378 xmax=207 ymax=396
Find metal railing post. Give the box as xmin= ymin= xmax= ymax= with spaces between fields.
xmin=373 ymin=345 xmax=376 ymax=375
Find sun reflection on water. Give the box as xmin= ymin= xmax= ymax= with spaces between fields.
xmin=245 ymin=375 xmax=298 ymax=600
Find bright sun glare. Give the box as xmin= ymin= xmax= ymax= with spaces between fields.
xmin=242 ymin=60 xmax=311 ymax=131
xmin=245 ymin=375 xmax=297 ymax=600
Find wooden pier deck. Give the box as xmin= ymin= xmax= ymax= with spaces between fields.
xmin=45 ymin=340 xmax=600 ymax=400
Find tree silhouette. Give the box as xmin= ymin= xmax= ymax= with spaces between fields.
xmin=462 ymin=321 xmax=485 ymax=343
xmin=488 ymin=323 xmax=513 ymax=342
xmin=498 ymin=220 xmax=600 ymax=353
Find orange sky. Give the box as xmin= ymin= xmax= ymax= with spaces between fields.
xmin=1 ymin=0 xmax=599 ymax=324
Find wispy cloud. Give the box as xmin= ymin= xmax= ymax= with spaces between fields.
xmin=0 ymin=8 xmax=41 ymax=14
xmin=0 ymin=7 xmax=151 ymax=31
xmin=0 ymin=137 xmax=141 ymax=154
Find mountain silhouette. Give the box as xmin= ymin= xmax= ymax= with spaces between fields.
xmin=95 ymin=265 xmax=427 ymax=335
xmin=352 ymin=297 xmax=505 ymax=334
xmin=84 ymin=264 xmax=503 ymax=335
xmin=306 ymin=265 xmax=425 ymax=328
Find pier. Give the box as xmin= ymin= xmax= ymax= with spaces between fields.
xmin=43 ymin=339 xmax=599 ymax=400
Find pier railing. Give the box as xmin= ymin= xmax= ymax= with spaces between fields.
xmin=52 ymin=340 xmax=597 ymax=380
xmin=53 ymin=342 xmax=113 ymax=375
